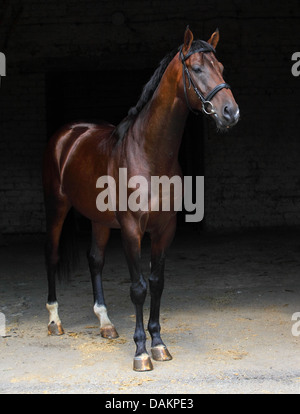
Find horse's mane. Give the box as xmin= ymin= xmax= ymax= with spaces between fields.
xmin=113 ymin=40 xmax=213 ymax=141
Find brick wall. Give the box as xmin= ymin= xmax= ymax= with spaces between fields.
xmin=0 ymin=72 xmax=46 ymax=232
xmin=203 ymin=1 xmax=300 ymax=230
xmin=0 ymin=0 xmax=300 ymax=233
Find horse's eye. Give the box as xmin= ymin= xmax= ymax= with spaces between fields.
xmin=192 ymin=66 xmax=202 ymax=74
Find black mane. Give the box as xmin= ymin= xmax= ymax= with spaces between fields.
xmin=113 ymin=40 xmax=214 ymax=141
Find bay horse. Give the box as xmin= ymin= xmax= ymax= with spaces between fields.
xmin=43 ymin=27 xmax=239 ymax=371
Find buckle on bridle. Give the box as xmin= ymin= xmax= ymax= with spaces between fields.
xmin=202 ymin=101 xmax=215 ymax=115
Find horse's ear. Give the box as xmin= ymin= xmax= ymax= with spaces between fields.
xmin=207 ymin=28 xmax=219 ymax=49
xmin=183 ymin=26 xmax=194 ymax=54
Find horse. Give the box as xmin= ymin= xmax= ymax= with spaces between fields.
xmin=42 ymin=27 xmax=240 ymax=371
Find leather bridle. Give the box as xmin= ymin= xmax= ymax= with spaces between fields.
xmin=179 ymin=44 xmax=231 ymax=116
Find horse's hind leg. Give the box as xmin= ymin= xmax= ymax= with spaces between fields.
xmin=121 ymin=220 xmax=153 ymax=372
xmin=45 ymin=198 xmax=70 ymax=335
xmin=88 ymin=223 xmax=118 ymax=339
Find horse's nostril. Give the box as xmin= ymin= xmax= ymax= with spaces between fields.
xmin=223 ymin=105 xmax=231 ymax=120
xmin=222 ymin=104 xmax=240 ymax=124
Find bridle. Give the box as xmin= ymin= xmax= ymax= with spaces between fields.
xmin=179 ymin=43 xmax=231 ymax=116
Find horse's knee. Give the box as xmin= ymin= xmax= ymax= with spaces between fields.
xmin=149 ymin=272 xmax=164 ymax=298
xmin=130 ymin=276 xmax=147 ymax=305
xmin=87 ymin=249 xmax=104 ymax=273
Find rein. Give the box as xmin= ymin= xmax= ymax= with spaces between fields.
xmin=179 ymin=45 xmax=231 ymax=116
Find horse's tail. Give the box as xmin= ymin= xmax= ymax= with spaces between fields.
xmin=57 ymin=208 xmax=79 ymax=282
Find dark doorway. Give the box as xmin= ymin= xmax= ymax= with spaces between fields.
xmin=45 ymin=69 xmax=205 ymax=231
xmin=45 ymin=69 xmax=154 ymax=136
xmin=179 ymin=112 xmax=205 ymax=230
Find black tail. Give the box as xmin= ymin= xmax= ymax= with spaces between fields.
xmin=57 ymin=208 xmax=79 ymax=282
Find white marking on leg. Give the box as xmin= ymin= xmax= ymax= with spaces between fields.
xmin=93 ymin=304 xmax=113 ymax=328
xmin=46 ymin=302 xmax=61 ymax=326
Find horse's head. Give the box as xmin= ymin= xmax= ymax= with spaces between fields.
xmin=179 ymin=27 xmax=239 ymax=131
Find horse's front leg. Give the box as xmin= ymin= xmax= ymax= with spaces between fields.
xmin=148 ymin=217 xmax=176 ymax=362
xmin=121 ymin=221 xmax=153 ymax=372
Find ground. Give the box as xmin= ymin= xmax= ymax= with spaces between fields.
xmin=0 ymin=228 xmax=300 ymax=394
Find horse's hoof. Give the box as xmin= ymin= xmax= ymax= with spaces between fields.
xmin=48 ymin=321 xmax=64 ymax=336
xmin=133 ymin=354 xmax=153 ymax=372
xmin=100 ymin=325 xmax=119 ymax=339
xmin=151 ymin=345 xmax=172 ymax=361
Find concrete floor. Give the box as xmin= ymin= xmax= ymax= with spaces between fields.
xmin=0 ymin=228 xmax=300 ymax=394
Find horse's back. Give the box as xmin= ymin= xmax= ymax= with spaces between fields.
xmin=43 ymin=121 xmax=120 ymax=225
xmin=44 ymin=121 xmax=114 ymax=179
xmin=46 ymin=121 xmax=114 ymax=165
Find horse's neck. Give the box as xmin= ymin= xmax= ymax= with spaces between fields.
xmin=133 ymin=59 xmax=189 ymax=169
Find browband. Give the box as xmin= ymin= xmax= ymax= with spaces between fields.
xmin=180 ymin=44 xmax=216 ymax=61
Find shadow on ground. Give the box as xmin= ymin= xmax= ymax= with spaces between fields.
xmin=0 ymin=228 xmax=300 ymax=393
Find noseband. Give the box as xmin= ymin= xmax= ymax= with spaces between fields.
xmin=179 ymin=44 xmax=231 ymax=116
